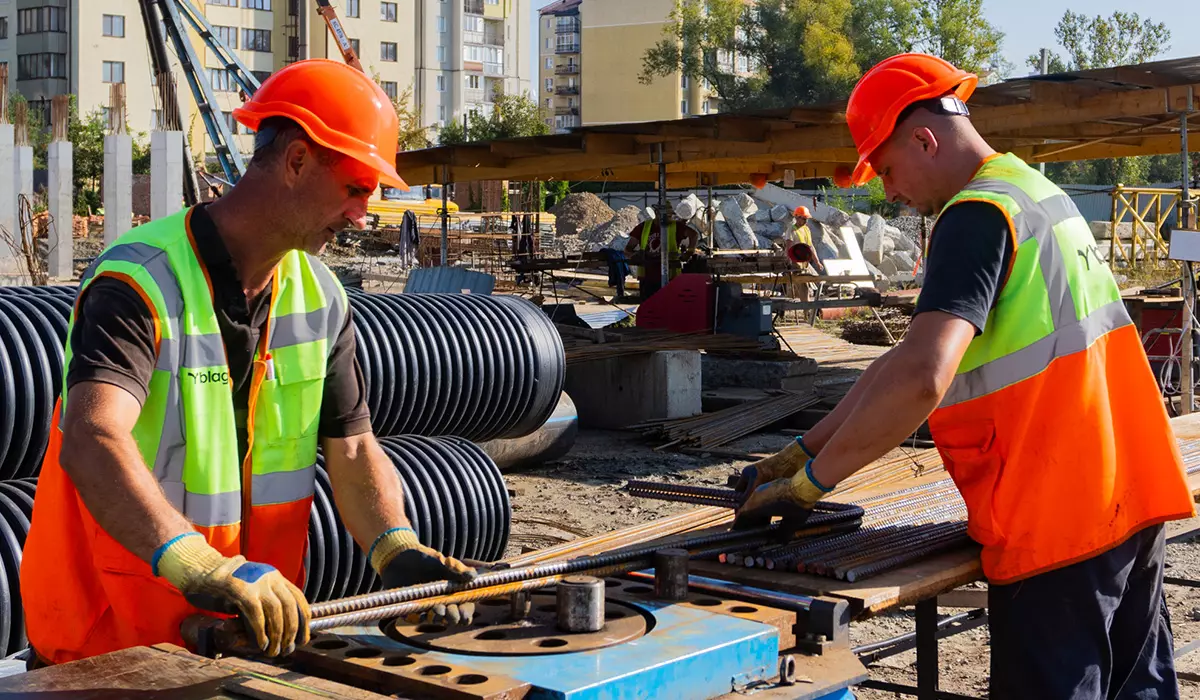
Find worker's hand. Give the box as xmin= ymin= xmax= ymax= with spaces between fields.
xmin=733 ymin=437 xmax=815 ymax=497
xmin=154 ymin=533 xmax=310 ymax=657
xmin=733 ymin=458 xmax=833 ymax=533
xmin=370 ymin=527 xmax=478 ymax=625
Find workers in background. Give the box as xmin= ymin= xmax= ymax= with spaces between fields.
xmin=735 ymin=53 xmax=1194 ymax=698
xmin=21 ymin=59 xmax=476 ymax=666
xmin=624 ymin=213 xmax=700 ymax=300
xmin=787 ymin=206 xmax=826 ymax=277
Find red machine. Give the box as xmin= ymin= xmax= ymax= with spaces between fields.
xmin=635 ymin=274 xmax=715 ymax=333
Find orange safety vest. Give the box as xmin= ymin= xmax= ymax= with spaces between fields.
xmin=21 ymin=209 xmax=346 ymax=663
xmin=927 ymin=154 xmax=1195 ymax=584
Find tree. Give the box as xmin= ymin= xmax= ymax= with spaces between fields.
xmin=1030 ymin=11 xmax=1174 ymax=186
xmin=641 ymin=0 xmax=1008 ymax=111
xmin=437 ymin=93 xmax=549 ymax=145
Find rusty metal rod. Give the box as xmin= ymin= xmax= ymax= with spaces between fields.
xmin=842 ymin=530 xmax=972 ymax=582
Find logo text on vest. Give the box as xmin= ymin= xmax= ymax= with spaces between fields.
xmin=187 ymin=369 xmax=231 ymax=385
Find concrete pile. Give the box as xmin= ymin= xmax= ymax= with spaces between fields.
xmin=839 ymin=212 xmax=922 ymax=281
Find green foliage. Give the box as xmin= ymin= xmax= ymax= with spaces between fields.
xmin=1030 ymin=10 xmax=1173 ymax=187
xmin=546 ymin=180 xmax=571 ymax=209
xmin=865 ymin=177 xmax=901 ymax=217
xmin=641 ymin=0 xmax=1008 ymax=111
xmin=437 ymin=93 xmax=549 ymax=146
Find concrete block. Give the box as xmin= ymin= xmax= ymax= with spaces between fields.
xmin=563 ymin=350 xmax=701 ymax=429
xmin=47 ymin=141 xmax=73 ymax=280
xmin=151 ymin=131 xmax=184 ymax=220
xmin=862 ymin=214 xmax=887 ymax=264
xmin=849 ymin=212 xmax=871 ymax=232
xmin=103 ymin=134 xmax=134 ymax=246
xmin=701 ymin=356 xmax=818 ymax=390
xmin=0 ymin=126 xmax=14 ymax=274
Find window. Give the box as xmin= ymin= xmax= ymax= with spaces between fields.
xmin=438 ymin=105 xmax=446 ymax=121
xmin=436 ymin=75 xmax=445 ymax=92
xmin=544 ymin=57 xmax=552 ymax=69
xmin=544 ymin=38 xmax=550 ymax=49
xmin=737 ymin=55 xmax=748 ymax=73
xmin=17 ymin=53 xmax=66 ymax=80
xmin=381 ymin=81 xmax=398 ymax=100
xmin=702 ymin=100 xmax=709 ymax=115
xmin=208 ymin=0 xmax=237 ymax=5
xmin=102 ymin=14 xmax=125 ymax=37
xmin=680 ymin=100 xmax=688 ymax=115
xmin=437 ymin=16 xmax=446 ymax=32
xmin=348 ymin=38 xmax=360 ymax=55
xmin=437 ymin=45 xmax=446 ymax=62
xmin=102 ymin=61 xmax=125 ymax=84
xmin=544 ymin=78 xmax=551 ymax=92
xmin=252 ymin=70 xmax=271 ymax=83
xmin=545 ymin=98 xmax=551 ymax=108
xmin=243 ymin=28 xmax=271 ymax=52
xmin=464 ymin=15 xmax=482 ymax=32
xmin=0 ymin=17 xmax=7 ymax=40
xmin=346 ymin=0 xmax=359 ymax=17
xmin=681 ymin=75 xmax=688 ymax=89
xmin=381 ymin=42 xmax=397 ymax=62
xmin=209 ymin=67 xmax=236 ymax=92
xmin=222 ymin=111 xmax=237 ymax=134
xmin=467 ymin=75 xmax=481 ymax=89
xmin=18 ymin=7 xmax=67 ymax=34
xmin=213 ymin=25 xmax=237 ymax=49
xmin=381 ymin=2 xmax=397 ymax=21
xmin=243 ymin=0 xmax=271 ymax=10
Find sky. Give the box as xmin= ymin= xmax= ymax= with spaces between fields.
xmin=529 ymin=0 xmax=1200 ymax=88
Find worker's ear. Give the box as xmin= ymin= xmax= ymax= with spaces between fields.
xmin=281 ymin=138 xmax=314 ymax=186
xmin=912 ymin=126 xmax=938 ymax=159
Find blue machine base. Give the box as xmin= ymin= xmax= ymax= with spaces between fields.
xmin=333 ymin=597 xmax=780 ymax=700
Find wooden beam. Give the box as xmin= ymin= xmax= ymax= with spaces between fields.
xmin=787 ymin=107 xmax=847 ymax=124
xmin=970 ymin=82 xmax=1200 ymax=133
xmin=1016 ymin=131 xmax=1200 ymax=162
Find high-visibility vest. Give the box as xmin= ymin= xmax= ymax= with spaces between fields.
xmin=21 ymin=207 xmax=347 ymax=663
xmin=634 ymin=221 xmax=677 ymax=278
xmin=794 ymin=223 xmax=813 ymax=247
xmin=927 ymin=153 xmax=1195 ymax=584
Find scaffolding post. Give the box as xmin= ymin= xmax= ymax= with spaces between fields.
xmin=441 ymin=165 xmax=450 ymax=267
xmin=657 ymin=144 xmax=669 ymax=288
xmin=1183 ymin=109 xmax=1194 ymax=414
xmin=706 ymin=181 xmax=714 ymax=249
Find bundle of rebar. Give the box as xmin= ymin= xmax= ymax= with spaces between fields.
xmin=628 ymin=391 xmax=821 ymax=450
xmin=562 ymin=329 xmax=763 ymax=366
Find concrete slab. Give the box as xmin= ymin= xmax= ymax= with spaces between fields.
xmin=564 ymin=350 xmax=701 ymax=429
xmin=701 ymin=355 xmax=818 ymax=390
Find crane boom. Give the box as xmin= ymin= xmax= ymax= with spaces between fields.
xmin=312 ymin=0 xmax=364 ymax=72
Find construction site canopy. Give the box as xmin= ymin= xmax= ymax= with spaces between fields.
xmin=395 ymin=55 xmax=1200 ymax=188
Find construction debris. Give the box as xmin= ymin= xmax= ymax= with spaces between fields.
xmin=549 ymin=193 xmax=615 ymax=240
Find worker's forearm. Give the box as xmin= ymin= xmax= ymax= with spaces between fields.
xmin=809 ymin=368 xmax=941 ymax=489
xmin=60 ymin=428 xmax=196 ymax=563
xmin=802 ymin=347 xmax=896 ymax=453
xmin=325 ymin=435 xmax=412 ymax=552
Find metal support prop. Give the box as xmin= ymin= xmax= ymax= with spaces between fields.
xmin=916 ymin=597 xmax=939 ymax=699
xmin=707 ymin=182 xmax=715 ymax=249
xmin=441 ymin=165 xmax=450 ymax=267
xmin=1183 ymin=111 xmax=1194 ymax=415
xmin=657 ymin=144 xmax=669 ymax=287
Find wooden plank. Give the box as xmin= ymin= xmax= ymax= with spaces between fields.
xmin=0 ymin=645 xmax=235 ymax=696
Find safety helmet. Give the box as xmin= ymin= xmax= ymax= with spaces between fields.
xmin=234 ymin=59 xmax=408 ymax=189
xmin=842 ymin=53 xmax=977 ymax=186
xmin=793 ymin=206 xmax=812 ymax=219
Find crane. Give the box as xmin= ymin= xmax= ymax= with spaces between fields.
xmin=140 ymin=0 xmax=365 ymax=199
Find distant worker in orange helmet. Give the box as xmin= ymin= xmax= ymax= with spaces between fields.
xmin=21 ymin=59 xmax=476 ymax=667
xmin=735 ymin=53 xmax=1194 ymax=697
xmin=786 ymin=205 xmax=825 ymax=276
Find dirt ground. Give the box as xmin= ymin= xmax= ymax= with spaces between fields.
xmin=504 ymin=430 xmax=1200 ymax=699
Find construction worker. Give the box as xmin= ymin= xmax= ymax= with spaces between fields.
xmin=20 ymin=59 xmax=476 ymax=666
xmin=734 ymin=53 xmax=1195 ymax=698
xmin=787 ymin=206 xmax=826 ymax=276
xmin=624 ymin=214 xmax=699 ymax=300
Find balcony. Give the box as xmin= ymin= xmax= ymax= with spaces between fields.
xmin=464 ymin=29 xmax=484 ymax=44
xmin=555 ymin=106 xmax=579 ymax=116
xmin=555 ymin=85 xmax=579 ymax=95
xmin=464 ymin=0 xmax=483 ymax=13
xmin=483 ymin=61 xmax=504 ymax=77
xmin=555 ymin=43 xmax=580 ymax=54
xmin=465 ymin=87 xmax=485 ymax=103
xmin=555 ymin=63 xmax=579 ymax=75
xmin=556 ymin=18 xmax=581 ymax=33
xmin=484 ymin=28 xmax=505 ymax=46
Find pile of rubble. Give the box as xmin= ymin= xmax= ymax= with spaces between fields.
xmin=548 ymin=193 xmax=615 ymax=239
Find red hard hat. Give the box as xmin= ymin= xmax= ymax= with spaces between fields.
xmin=234 ymin=59 xmax=408 ymax=189
xmin=793 ymin=206 xmax=812 ymax=219
xmin=844 ymin=53 xmax=977 ymax=186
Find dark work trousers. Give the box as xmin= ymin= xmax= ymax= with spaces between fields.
xmin=989 ymin=524 xmax=1178 ymax=700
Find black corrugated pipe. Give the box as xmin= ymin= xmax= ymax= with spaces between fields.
xmin=0 ymin=286 xmax=75 ymax=480
xmin=306 ymin=436 xmax=511 ymax=603
xmin=476 ymin=391 xmax=578 ymax=471
xmin=347 ymin=291 xmax=566 ymax=442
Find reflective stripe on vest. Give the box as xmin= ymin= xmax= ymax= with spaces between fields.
xmin=64 ymin=208 xmax=345 ymax=532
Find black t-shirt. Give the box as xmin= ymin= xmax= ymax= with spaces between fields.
xmin=914 ymin=200 xmax=1015 ymax=334
xmin=67 ymin=204 xmax=372 ymax=462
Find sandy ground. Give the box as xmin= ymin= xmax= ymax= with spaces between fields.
xmin=504 ymin=430 xmax=1200 ymax=699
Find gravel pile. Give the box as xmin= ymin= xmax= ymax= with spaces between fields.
xmin=549 ymin=193 xmax=615 ymax=240
xmin=579 ymin=205 xmax=646 ymax=250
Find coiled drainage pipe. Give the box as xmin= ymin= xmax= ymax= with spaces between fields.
xmin=306 ymin=435 xmax=511 ymax=603
xmin=348 ymin=291 xmax=565 ymax=441
xmin=476 ymin=391 xmax=579 ymax=470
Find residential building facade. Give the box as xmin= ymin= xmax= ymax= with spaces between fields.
xmin=0 ymin=0 xmax=531 ymax=157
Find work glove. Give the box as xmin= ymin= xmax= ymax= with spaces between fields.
xmin=369 ymin=527 xmax=478 ymax=625
xmin=733 ymin=458 xmax=833 ymax=534
xmin=154 ymin=532 xmax=310 ymax=657
xmin=733 ymin=436 xmax=816 ymax=498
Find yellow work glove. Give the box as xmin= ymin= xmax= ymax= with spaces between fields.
xmin=733 ymin=458 xmax=833 ymax=532
xmin=369 ymin=527 xmax=478 ymax=625
xmin=734 ymin=436 xmax=816 ymax=497
xmin=153 ymin=532 xmax=311 ymax=657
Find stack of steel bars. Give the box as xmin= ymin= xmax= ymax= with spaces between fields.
xmin=628 ymin=391 xmax=821 ymax=451
xmin=561 ymin=329 xmax=764 ymax=366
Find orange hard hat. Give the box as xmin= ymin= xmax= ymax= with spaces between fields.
xmin=793 ymin=206 xmax=812 ymax=219
xmin=234 ymin=59 xmax=408 ymax=189
xmin=844 ymin=53 xmax=977 ymax=186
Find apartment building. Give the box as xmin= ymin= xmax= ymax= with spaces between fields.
xmin=537 ymin=0 xmax=721 ymax=134
xmin=0 ymin=0 xmax=531 ymax=158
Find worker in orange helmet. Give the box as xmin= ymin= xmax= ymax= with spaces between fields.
xmin=735 ymin=53 xmax=1194 ymax=697
xmin=21 ymin=59 xmax=476 ymax=667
